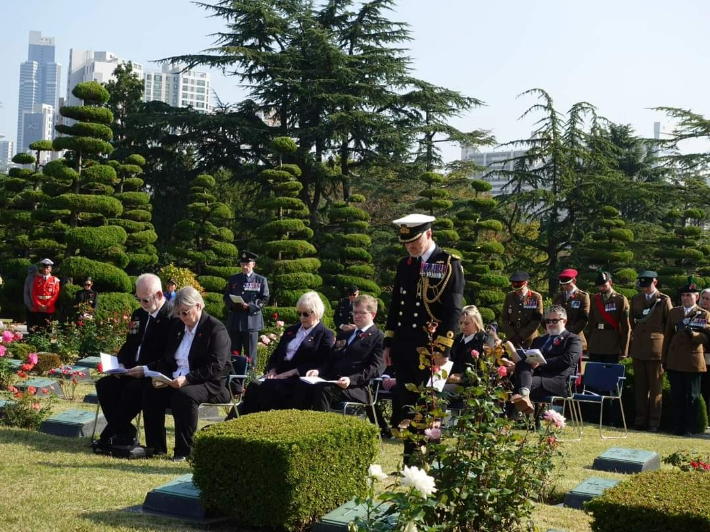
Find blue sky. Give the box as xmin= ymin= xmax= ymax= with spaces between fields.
xmin=1 ymin=0 xmax=709 ymax=160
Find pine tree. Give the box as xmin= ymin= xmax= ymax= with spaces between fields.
xmin=254 ymin=137 xmax=324 ymax=324
xmin=170 ymin=173 xmax=238 ymax=319
xmin=455 ymin=179 xmax=506 ymax=321
xmin=415 ymin=170 xmax=462 ymax=257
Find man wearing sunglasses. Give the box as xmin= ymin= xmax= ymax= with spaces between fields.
xmin=95 ymin=274 xmax=177 ymax=447
xmin=511 ymin=305 xmax=582 ymax=414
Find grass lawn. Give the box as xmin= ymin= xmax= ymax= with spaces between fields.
xmin=2 ymin=384 xmax=710 ymax=532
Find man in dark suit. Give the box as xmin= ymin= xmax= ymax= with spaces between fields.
xmin=383 ymin=214 xmax=465 ymax=462
xmin=511 ymin=305 xmax=583 ymax=414
xmin=334 ymin=284 xmax=359 ymax=333
xmin=297 ymin=294 xmax=385 ymax=411
xmin=95 ymin=273 xmax=177 ymax=445
xmin=224 ymin=251 xmax=270 ymax=369
xmin=138 ymin=287 xmax=232 ymax=461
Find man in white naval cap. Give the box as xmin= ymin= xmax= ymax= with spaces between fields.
xmin=383 ymin=214 xmax=465 ymax=464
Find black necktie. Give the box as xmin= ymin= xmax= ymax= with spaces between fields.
xmin=349 ymin=330 xmax=361 ymax=346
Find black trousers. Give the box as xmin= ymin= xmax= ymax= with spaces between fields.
xmin=667 ymin=370 xmax=702 ymax=435
xmin=701 ymin=371 xmax=710 ymax=421
xmin=588 ymin=353 xmax=621 ymax=364
xmin=142 ymin=383 xmax=230 ymax=457
xmin=95 ymin=375 xmax=148 ymax=440
xmin=294 ymin=381 xmax=366 ymax=411
xmin=239 ymin=377 xmax=299 ymax=415
xmin=513 ymin=362 xmax=552 ymax=402
xmin=229 ymin=330 xmax=259 ymax=368
xmin=391 ymin=341 xmax=431 ymax=464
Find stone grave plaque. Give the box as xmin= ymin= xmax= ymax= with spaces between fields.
xmin=593 ymin=447 xmax=660 ymax=474
xmin=564 ymin=477 xmax=620 ymax=509
xmin=5 ymin=358 xmax=22 ymax=369
xmin=49 ymin=365 xmax=93 ymax=382
xmin=16 ymin=378 xmax=63 ymax=398
xmin=40 ymin=409 xmax=106 ymax=438
xmin=83 ymin=391 xmax=99 ymax=405
xmin=312 ymin=499 xmax=395 ymax=532
xmin=0 ymin=399 xmax=16 ymax=411
xmin=143 ymin=474 xmax=208 ymax=519
xmin=76 ymin=356 xmax=101 ymax=369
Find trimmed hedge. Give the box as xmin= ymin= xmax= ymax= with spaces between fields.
xmin=585 ymin=470 xmax=710 ymax=532
xmin=197 ymin=275 xmax=227 ymax=293
xmin=60 ymin=256 xmax=132 ymax=293
xmin=95 ymin=292 xmax=140 ymax=321
xmin=192 ymin=410 xmax=379 ymax=531
xmin=203 ymin=292 xmax=226 ymax=321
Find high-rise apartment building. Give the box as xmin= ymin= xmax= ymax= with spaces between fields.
xmin=16 ymin=31 xmax=61 ymax=154
xmin=0 ymin=136 xmax=15 ymax=166
xmin=19 ymin=104 xmax=54 ymax=165
xmin=144 ymin=64 xmax=211 ymax=113
xmin=66 ymin=49 xmax=143 ymax=108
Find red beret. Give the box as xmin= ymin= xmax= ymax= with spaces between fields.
xmin=558 ymin=268 xmax=578 ymax=280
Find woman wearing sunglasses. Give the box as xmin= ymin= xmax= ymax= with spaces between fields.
xmin=140 ymin=286 xmax=232 ymax=461
xmin=239 ymin=291 xmax=335 ymax=415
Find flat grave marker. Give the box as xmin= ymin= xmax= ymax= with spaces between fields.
xmin=564 ymin=477 xmax=620 ymax=509
xmin=49 ymin=365 xmax=93 ymax=382
xmin=16 ymin=378 xmax=63 ymax=398
xmin=312 ymin=499 xmax=395 ymax=532
xmin=75 ymin=356 xmax=101 ymax=370
xmin=40 ymin=409 xmax=106 ymax=437
xmin=140 ymin=473 xmax=228 ymax=524
xmin=592 ymin=447 xmax=660 ymax=474
xmin=83 ymin=391 xmax=99 ymax=405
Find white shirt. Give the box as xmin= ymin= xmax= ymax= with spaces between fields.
xmin=172 ymin=322 xmax=198 ymax=378
xmin=419 ymin=241 xmax=437 ymax=264
xmin=646 ymin=290 xmax=657 ymax=301
xmin=348 ymin=322 xmax=374 ymax=345
xmin=564 ymin=287 xmax=577 ymax=300
xmin=462 ymin=332 xmax=476 ymax=344
xmin=684 ymin=306 xmax=695 ymax=315
xmin=285 ymin=324 xmax=316 ymax=361
xmin=135 ymin=302 xmax=165 ymax=362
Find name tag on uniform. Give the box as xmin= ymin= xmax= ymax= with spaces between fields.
xmin=605 ymin=303 xmax=616 ymax=312
xmin=523 ymin=298 xmax=537 ymax=309
xmin=642 ymin=308 xmax=650 ymax=315
xmin=597 ymin=323 xmax=605 ymax=329
xmin=244 ymin=282 xmax=261 ymax=291
xmin=570 ymin=300 xmax=580 ymax=309
xmin=420 ymin=262 xmax=445 ymax=279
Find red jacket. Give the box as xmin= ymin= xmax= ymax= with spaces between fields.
xmin=32 ymin=275 xmax=60 ymax=314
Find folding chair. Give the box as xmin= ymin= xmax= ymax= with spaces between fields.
xmin=569 ymin=362 xmax=627 ymax=439
xmin=199 ymin=355 xmax=249 ymax=420
xmin=532 ymin=374 xmax=582 ymax=441
xmin=334 ymin=378 xmax=383 ymax=438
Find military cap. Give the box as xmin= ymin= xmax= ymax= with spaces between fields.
xmin=595 ymin=269 xmax=612 ymax=285
xmin=39 ymin=258 xmax=54 ymax=266
xmin=509 ymin=272 xmax=529 ymax=286
xmin=637 ymin=270 xmax=658 ymax=288
xmin=239 ymin=251 xmax=259 ymax=263
xmin=393 ymin=214 xmax=435 ymax=243
xmin=345 ymin=284 xmax=359 ymax=296
xmin=558 ymin=268 xmax=578 ymax=284
xmin=679 ymin=275 xmax=700 ymax=294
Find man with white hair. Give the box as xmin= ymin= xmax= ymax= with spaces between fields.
xmin=95 ymin=273 xmax=177 ymax=446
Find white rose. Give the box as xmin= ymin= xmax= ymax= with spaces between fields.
xmin=403 ymin=521 xmax=418 ymax=532
xmin=368 ymin=464 xmax=387 ymax=481
xmin=400 ymin=465 xmax=437 ymax=498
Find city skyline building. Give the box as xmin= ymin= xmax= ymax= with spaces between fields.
xmin=0 ymin=136 xmax=15 ymax=167
xmin=19 ymin=103 xmax=54 ymax=165
xmin=144 ymin=64 xmax=211 ymax=112
xmin=16 ymin=31 xmax=61 ymax=155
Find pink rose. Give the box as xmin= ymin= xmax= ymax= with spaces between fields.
xmin=543 ymin=409 xmax=566 ymax=429
xmin=268 ymin=333 xmax=277 ymax=340
xmin=14 ymin=332 xmax=22 ymax=341
xmin=276 ymin=320 xmax=285 ymax=328
xmin=496 ymin=366 xmax=507 ymax=377
xmin=470 ymin=349 xmax=479 ymax=359
xmin=424 ymin=427 xmax=442 ymax=440
xmin=0 ymin=346 xmax=5 ymax=357
xmin=2 ymin=330 xmax=14 ymax=343
xmin=28 ymin=353 xmax=38 ymax=365
xmin=27 ymin=386 xmax=37 ymax=395
xmin=32 ymin=402 xmax=41 ymax=411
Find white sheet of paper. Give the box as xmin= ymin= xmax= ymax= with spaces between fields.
xmin=100 ymin=352 xmax=127 ymax=374
xmin=299 ymin=376 xmax=340 ymax=385
xmin=229 ymin=294 xmax=245 ymax=304
xmin=524 ymin=348 xmax=547 ymax=365
xmin=144 ymin=368 xmax=174 ymax=384
xmin=426 ymin=360 xmax=454 ymax=392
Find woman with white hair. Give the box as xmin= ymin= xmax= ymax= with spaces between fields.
xmin=239 ymin=291 xmax=335 ymax=415
xmin=140 ymin=286 xmax=231 ymax=461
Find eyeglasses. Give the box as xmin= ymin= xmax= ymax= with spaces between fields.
xmin=297 ymin=311 xmax=313 ymax=318
xmin=179 ymin=307 xmax=195 ymax=317
xmin=353 ymin=311 xmax=370 ymax=316
xmin=84 ymin=284 xmax=92 ymax=287
xmin=545 ymin=318 xmax=563 ymax=324
xmin=135 ymin=294 xmax=155 ymax=304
